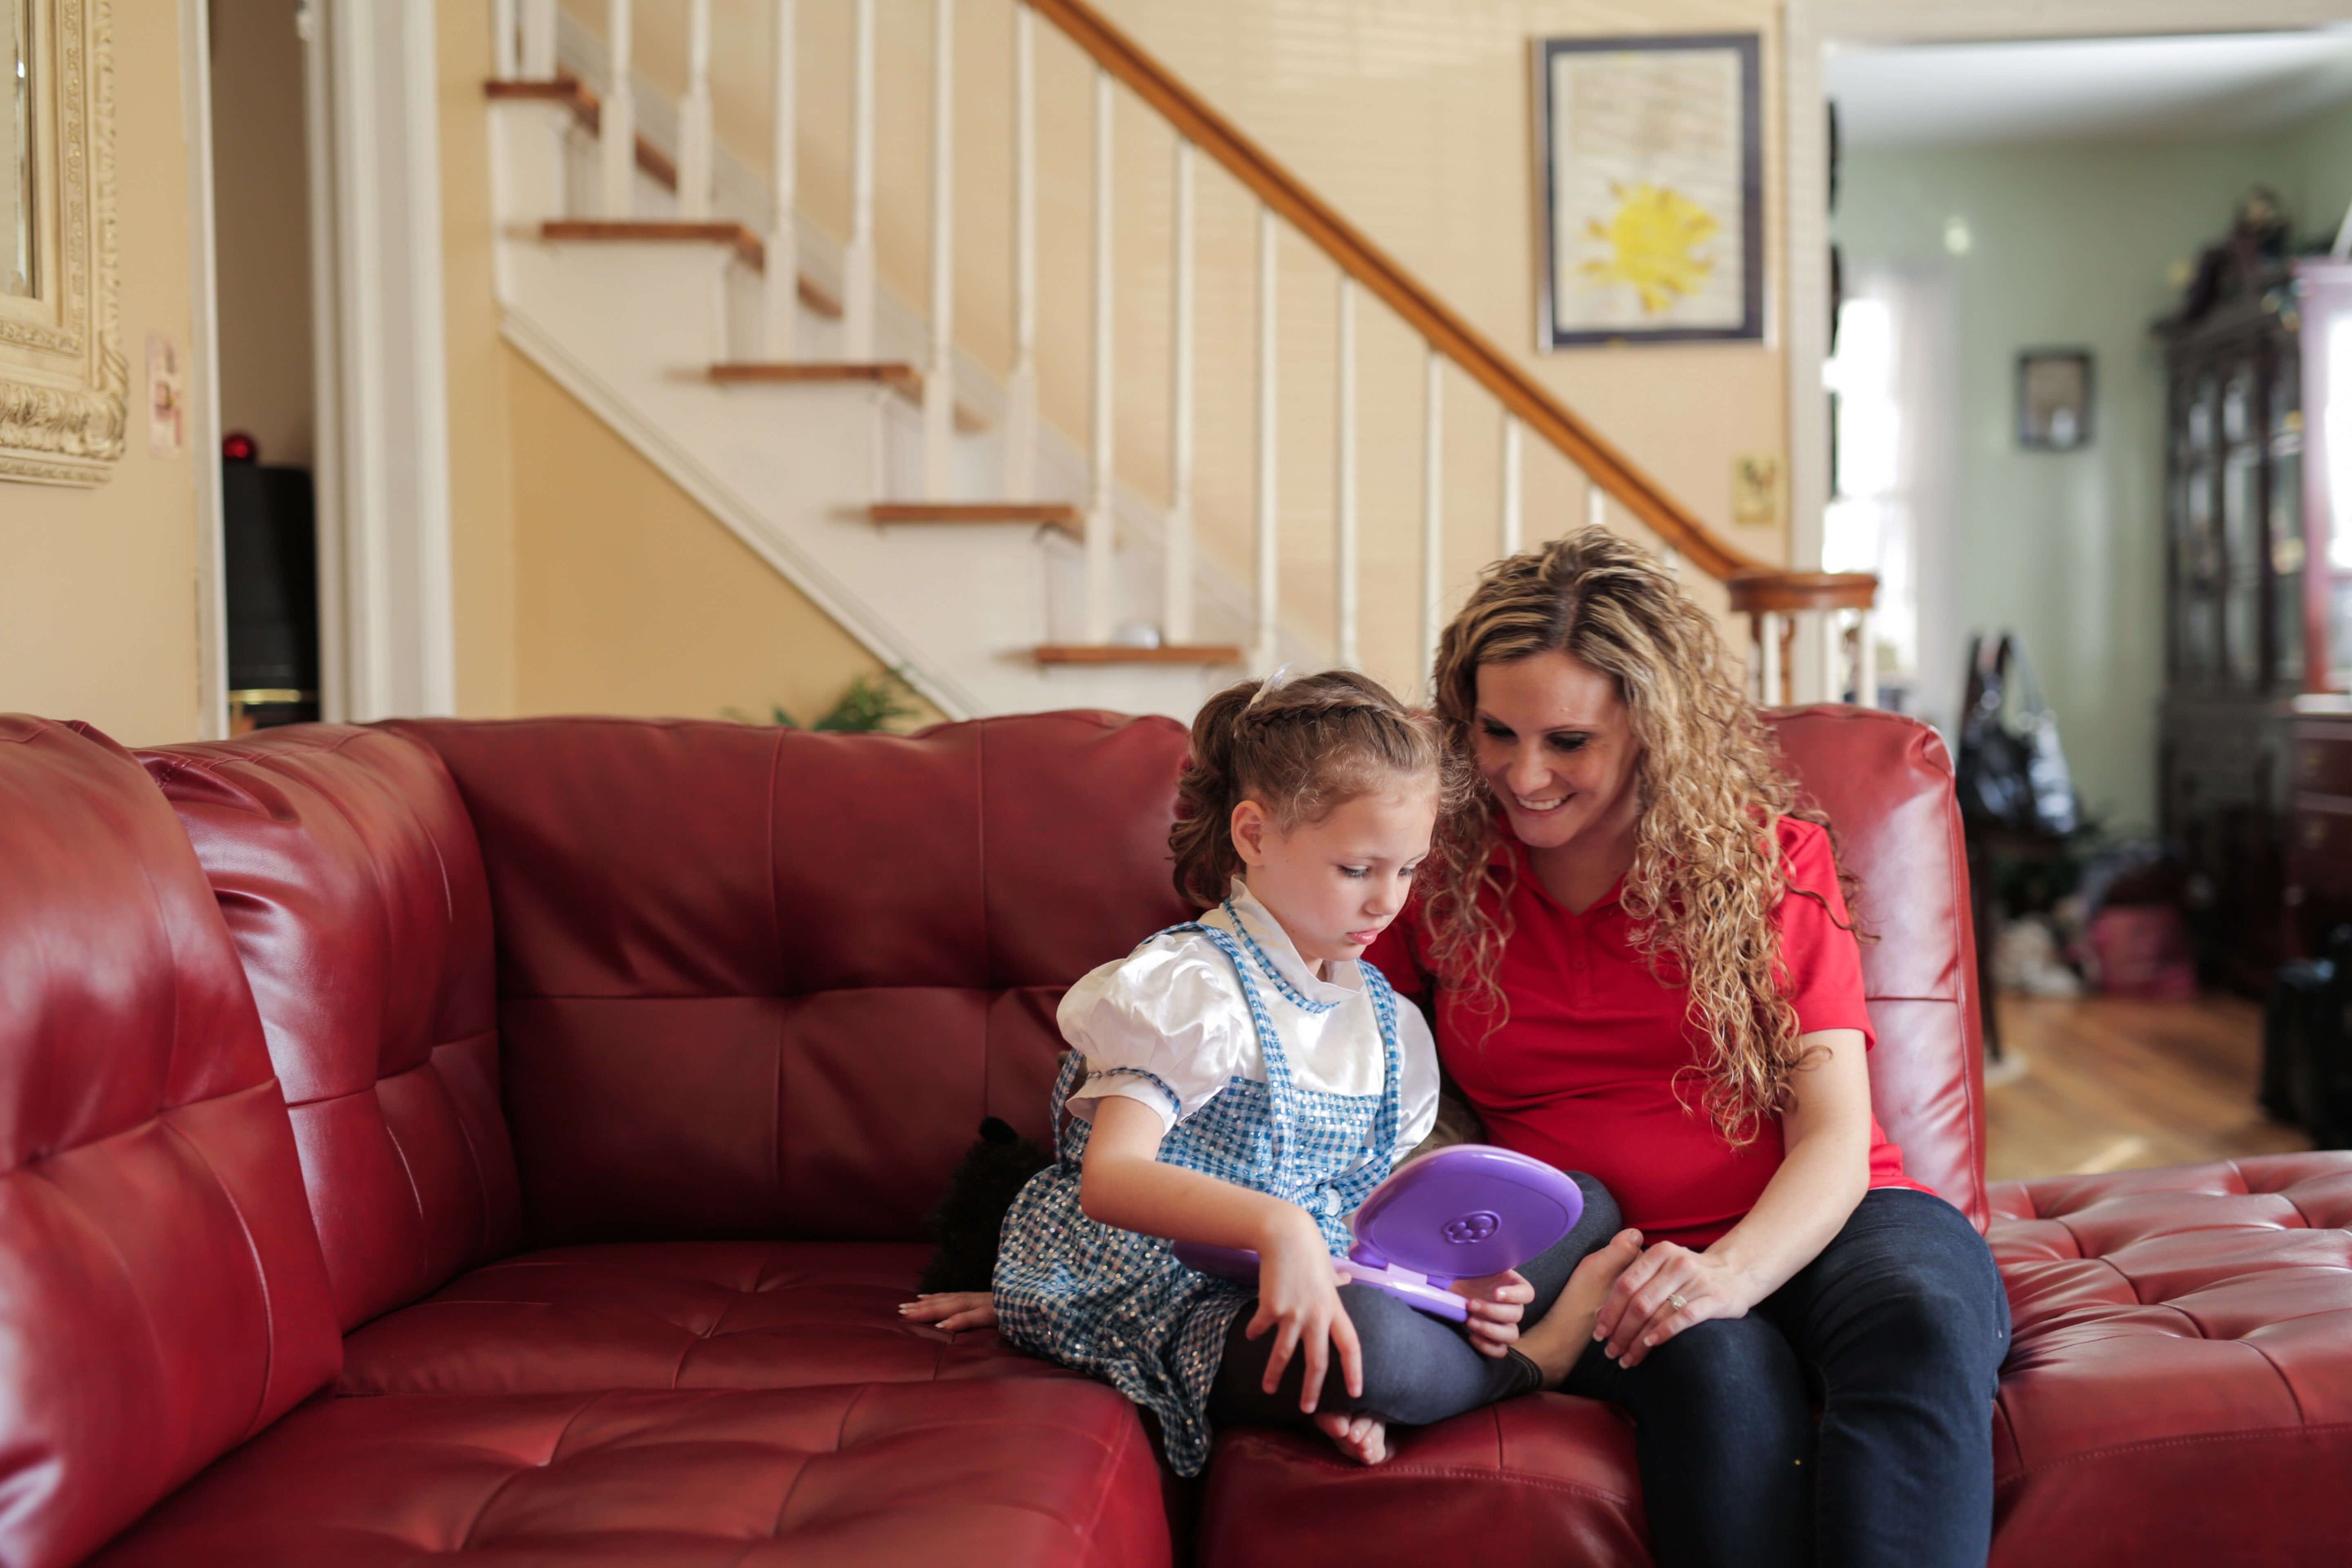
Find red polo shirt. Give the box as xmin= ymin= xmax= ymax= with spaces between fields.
xmin=1367 ymin=816 xmax=1926 ymax=1250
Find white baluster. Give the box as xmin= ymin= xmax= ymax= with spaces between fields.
xmin=1085 ymin=68 xmax=1114 ymax=644
xmin=1661 ymin=545 xmax=1682 ymax=576
xmin=1815 ymin=607 xmax=1842 ymax=706
xmin=1420 ymin=350 xmax=1444 ymax=681
xmin=764 ymin=0 xmax=798 ymax=358
xmin=677 ymin=0 xmax=714 ymax=218
xmin=1004 ymin=2 xmax=1037 ymax=497
xmin=600 ymin=0 xmax=635 ymax=217
xmin=1855 ymin=608 xmax=1878 ymax=707
xmin=1760 ymin=612 xmax=1784 ymax=707
xmin=1254 ymin=206 xmax=1278 ymax=675
xmin=494 ymin=0 xmax=519 ymax=77
xmin=1166 ymin=138 xmax=1196 ymax=645
xmin=521 ymin=0 xmax=557 ymax=78
xmin=924 ymin=0 xmax=956 ymax=499
xmin=1499 ymin=413 xmax=1521 ymax=557
xmin=844 ymin=0 xmax=878 ymax=359
xmin=1585 ymin=480 xmax=1606 ymax=533
xmin=1334 ymin=275 xmax=1358 ymax=669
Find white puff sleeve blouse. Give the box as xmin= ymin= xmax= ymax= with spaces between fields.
xmin=1058 ymin=881 xmax=1439 ymax=1167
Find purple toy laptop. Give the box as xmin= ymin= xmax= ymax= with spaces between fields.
xmin=1173 ymin=1144 xmax=1584 ymax=1323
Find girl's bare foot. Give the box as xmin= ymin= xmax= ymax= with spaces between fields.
xmin=1517 ymin=1229 xmax=1645 ymax=1387
xmin=1312 ymin=1410 xmax=1389 ymax=1465
xmin=900 ymin=1290 xmax=997 ymax=1331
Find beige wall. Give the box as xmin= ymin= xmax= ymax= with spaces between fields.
xmin=504 ymin=348 xmax=938 ymax=725
xmin=0 ymin=10 xmax=203 ymax=745
xmin=209 ymin=0 xmax=313 ymax=467
xmin=564 ymin=0 xmax=1762 ymax=692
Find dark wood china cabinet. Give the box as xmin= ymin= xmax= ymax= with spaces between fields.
xmin=2158 ymin=256 xmax=2352 ymax=985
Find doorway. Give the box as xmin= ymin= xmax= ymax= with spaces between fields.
xmin=207 ymin=0 xmax=322 ymax=734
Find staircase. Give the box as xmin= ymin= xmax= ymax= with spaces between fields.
xmin=483 ymin=0 xmax=1873 ymax=723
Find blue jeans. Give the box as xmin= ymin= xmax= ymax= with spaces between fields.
xmin=1565 ymin=1186 xmax=2011 ymax=1568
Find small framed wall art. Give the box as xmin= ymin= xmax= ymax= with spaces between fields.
xmin=1534 ymin=33 xmax=1764 ymax=348
xmin=2017 ymin=349 xmax=2093 ymax=450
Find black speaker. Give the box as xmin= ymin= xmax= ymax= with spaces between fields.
xmin=220 ymin=461 xmax=320 ymax=728
xmin=2263 ymin=935 xmax=2352 ymax=1149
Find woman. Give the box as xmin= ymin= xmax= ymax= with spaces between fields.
xmin=1365 ymin=527 xmax=2007 ymax=1566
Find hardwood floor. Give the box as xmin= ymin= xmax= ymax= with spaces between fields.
xmin=1982 ymin=992 xmax=2312 ymax=1183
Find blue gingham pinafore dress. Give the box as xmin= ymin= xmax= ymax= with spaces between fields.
xmin=993 ymin=909 xmax=1405 ymax=1477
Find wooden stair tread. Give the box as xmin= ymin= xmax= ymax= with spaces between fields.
xmin=712 ymin=361 xmax=921 ymax=395
xmin=871 ymin=502 xmax=1082 ymax=539
xmin=1034 ymin=644 xmax=1243 ymax=666
xmin=499 ymin=80 xmax=842 ymax=319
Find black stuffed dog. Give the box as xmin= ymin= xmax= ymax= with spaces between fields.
xmin=917 ymin=1116 xmax=1054 ymax=1294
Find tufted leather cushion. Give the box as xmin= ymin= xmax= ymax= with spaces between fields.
xmin=90 ymin=1379 xmax=1170 ymax=1566
xmin=140 ymin=726 xmax=522 ymax=1330
xmin=338 ymin=1241 xmax=1061 ymax=1395
xmin=0 ymin=716 xmax=340 ymax=1568
xmin=1766 ymin=706 xmax=1988 ymax=1230
xmin=1203 ymin=1399 xmax=1647 ymax=1566
xmin=1988 ymin=1153 xmax=2352 ymax=1561
xmin=392 ymin=713 xmax=1192 ymax=1245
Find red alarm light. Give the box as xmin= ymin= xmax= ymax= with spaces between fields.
xmin=222 ymin=431 xmax=260 ymax=463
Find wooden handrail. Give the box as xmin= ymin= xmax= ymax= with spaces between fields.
xmin=1726 ymin=571 xmax=1877 ymax=615
xmin=1028 ymin=0 xmax=1783 ymax=588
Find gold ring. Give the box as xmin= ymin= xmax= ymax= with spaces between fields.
xmin=1666 ymin=1292 xmax=1688 ymax=1312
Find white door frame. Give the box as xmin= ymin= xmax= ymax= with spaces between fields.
xmin=1783 ymin=0 xmax=2352 ymax=577
xmin=298 ymin=0 xmax=457 ymax=724
xmin=183 ymin=0 xmax=227 ymax=739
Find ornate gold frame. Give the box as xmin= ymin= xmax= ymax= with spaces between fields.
xmin=0 ymin=0 xmax=120 ymax=485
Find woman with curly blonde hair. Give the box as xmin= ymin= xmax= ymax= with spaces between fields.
xmin=1364 ymin=527 xmax=2007 ymax=1567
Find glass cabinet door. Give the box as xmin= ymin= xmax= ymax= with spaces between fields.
xmin=2221 ymin=363 xmax=2263 ymax=684
xmin=2180 ymin=373 xmax=2221 ymax=680
xmin=2274 ymin=346 xmax=2306 ymax=685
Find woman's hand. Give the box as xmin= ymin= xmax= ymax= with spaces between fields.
xmin=901 ymin=1291 xmax=997 ymax=1331
xmin=1447 ymin=1269 xmax=1534 ymax=1356
xmin=1248 ymin=1210 xmax=1362 ymax=1414
xmin=1593 ymin=1243 xmax=1764 ymax=1369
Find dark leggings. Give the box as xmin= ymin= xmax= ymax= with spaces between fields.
xmin=1207 ymin=1172 xmax=1622 ymax=1430
xmin=1563 ymin=1187 xmax=2011 ymax=1568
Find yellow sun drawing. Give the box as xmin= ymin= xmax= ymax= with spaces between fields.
xmin=1581 ymin=182 xmax=1719 ymax=316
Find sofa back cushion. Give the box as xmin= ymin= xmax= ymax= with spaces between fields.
xmin=0 ymin=716 xmax=340 ymax=1568
xmin=1766 ymin=706 xmax=1988 ymax=1229
xmin=397 ymin=713 xmax=1192 ymax=1245
xmin=140 ymin=726 xmax=520 ymax=1330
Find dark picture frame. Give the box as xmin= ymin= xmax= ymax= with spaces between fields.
xmin=2017 ymin=349 xmax=2094 ymax=450
xmin=1533 ymin=33 xmax=1764 ymax=348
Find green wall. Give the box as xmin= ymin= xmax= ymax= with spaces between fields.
xmin=1836 ymin=107 xmax=2352 ymax=835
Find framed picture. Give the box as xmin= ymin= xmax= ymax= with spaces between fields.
xmin=1534 ymin=33 xmax=1763 ymax=348
xmin=2018 ymin=350 xmax=2093 ymax=450
xmin=1 ymin=0 xmax=124 ymax=485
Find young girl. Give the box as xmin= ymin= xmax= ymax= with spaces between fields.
xmin=905 ymin=670 xmax=1642 ymax=1472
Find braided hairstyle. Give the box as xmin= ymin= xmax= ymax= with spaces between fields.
xmin=1167 ymin=670 xmax=1463 ymax=909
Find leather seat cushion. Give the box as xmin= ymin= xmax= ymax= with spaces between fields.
xmin=93 ymin=1379 xmax=1168 ymax=1567
xmin=1202 ymin=1399 xmax=1646 ymax=1568
xmin=1200 ymin=1154 xmax=2352 ymax=1568
xmin=339 ymin=1241 xmax=1055 ymax=1396
xmin=1989 ymin=1152 xmax=2352 ymax=1561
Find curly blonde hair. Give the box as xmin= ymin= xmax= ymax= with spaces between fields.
xmin=1422 ymin=528 xmax=1854 ymax=1147
xmin=1169 ymin=670 xmax=1463 ymax=909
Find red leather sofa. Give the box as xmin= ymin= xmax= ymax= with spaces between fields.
xmin=1 ymin=705 xmax=2345 ymax=1566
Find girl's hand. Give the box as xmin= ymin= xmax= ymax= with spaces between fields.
xmin=1448 ymin=1269 xmax=1534 ymax=1356
xmin=901 ymin=1291 xmax=998 ymax=1332
xmin=1248 ymin=1212 xmax=1362 ymax=1414
xmin=1593 ymin=1243 xmax=1761 ymax=1369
